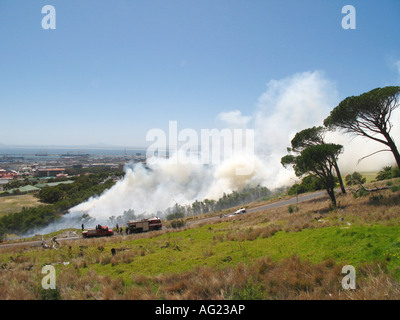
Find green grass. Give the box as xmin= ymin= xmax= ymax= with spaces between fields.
xmin=71 ymin=222 xmax=400 ymax=282
xmin=0 ymin=194 xmax=45 ymax=216
xmin=2 ymin=186 xmax=400 ymax=299
xmin=359 ymin=171 xmax=379 ymax=183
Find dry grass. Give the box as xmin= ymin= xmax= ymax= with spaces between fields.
xmin=1 ymin=251 xmax=399 ymax=300
xmin=211 ymin=180 xmax=400 ymax=243
xmin=0 ymin=194 xmax=45 ymax=216
xmin=143 ymin=255 xmax=400 ymax=300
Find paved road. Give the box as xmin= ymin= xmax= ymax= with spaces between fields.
xmin=0 ymin=236 xmax=80 ymax=249
xmin=0 ymin=190 xmax=329 ymax=249
xmin=247 ymin=190 xmax=327 ymax=214
xmin=186 ymin=190 xmax=328 ymax=226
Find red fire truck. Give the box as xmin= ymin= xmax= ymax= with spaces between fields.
xmin=82 ymin=225 xmax=114 ymax=238
xmin=126 ymin=217 xmax=162 ymax=234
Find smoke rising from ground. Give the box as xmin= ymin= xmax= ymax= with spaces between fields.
xmin=33 ymin=71 xmax=400 ymax=234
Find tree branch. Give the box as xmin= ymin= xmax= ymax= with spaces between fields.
xmin=356 ymin=149 xmax=392 ymax=164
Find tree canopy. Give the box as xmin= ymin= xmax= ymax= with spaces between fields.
xmin=290 ymin=143 xmax=343 ymax=207
xmin=324 ymin=86 xmax=400 ymax=167
xmin=283 ymin=126 xmax=346 ymax=194
xmin=290 ymin=126 xmax=325 ymax=152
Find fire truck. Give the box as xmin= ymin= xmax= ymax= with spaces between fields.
xmin=126 ymin=217 xmax=162 ymax=234
xmin=82 ymin=225 xmax=114 ymax=238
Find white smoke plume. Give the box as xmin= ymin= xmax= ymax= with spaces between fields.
xmin=31 ymin=70 xmax=399 ymax=234
xmin=252 ymin=70 xmax=339 ymax=187
xmin=69 ymin=152 xmax=263 ymax=220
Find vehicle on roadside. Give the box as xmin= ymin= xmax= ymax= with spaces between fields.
xmin=82 ymin=225 xmax=114 ymax=238
xmin=224 ymin=208 xmax=247 ymax=218
xmin=126 ymin=217 xmax=162 ymax=234
xmin=234 ymin=208 xmax=246 ymax=214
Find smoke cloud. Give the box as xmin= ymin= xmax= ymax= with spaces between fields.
xmin=31 ymin=70 xmax=400 ymax=235
xmin=252 ymin=70 xmax=339 ymax=187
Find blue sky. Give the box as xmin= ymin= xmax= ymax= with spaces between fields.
xmin=0 ymin=0 xmax=399 ymax=147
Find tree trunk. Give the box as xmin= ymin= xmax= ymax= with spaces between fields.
xmin=382 ymin=131 xmax=400 ymax=168
xmin=333 ymin=160 xmax=346 ymax=194
xmin=326 ymin=188 xmax=337 ymax=208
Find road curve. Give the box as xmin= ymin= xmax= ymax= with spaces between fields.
xmin=186 ymin=190 xmax=329 ymax=226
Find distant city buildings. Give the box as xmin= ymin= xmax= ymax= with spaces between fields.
xmin=0 ymin=150 xmax=146 ymax=193
xmin=36 ymin=168 xmax=66 ymax=177
xmin=0 ymin=168 xmax=20 ymax=192
xmin=0 ymin=168 xmax=19 ymax=179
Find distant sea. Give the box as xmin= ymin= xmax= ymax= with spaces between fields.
xmin=0 ymin=147 xmax=148 ymax=158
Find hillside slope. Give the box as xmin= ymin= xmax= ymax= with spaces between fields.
xmin=1 ymin=178 xmax=400 ymax=300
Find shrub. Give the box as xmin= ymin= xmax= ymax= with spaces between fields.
xmin=166 ymin=212 xmax=185 ymax=221
xmin=352 ymin=189 xmax=369 ymax=198
xmin=345 ymin=172 xmax=366 ymax=186
xmin=391 ymin=185 xmax=400 ymax=192
xmin=376 ymin=166 xmax=400 ymax=181
xmin=288 ymin=175 xmax=323 ymax=196
xmin=369 ymin=194 xmax=384 ymax=205
xmin=170 ymin=219 xmax=186 ymax=229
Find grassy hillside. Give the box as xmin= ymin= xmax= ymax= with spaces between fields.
xmin=1 ymin=178 xmax=400 ymax=300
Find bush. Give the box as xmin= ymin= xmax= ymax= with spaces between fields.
xmin=391 ymin=185 xmax=400 ymax=192
xmin=170 ymin=219 xmax=186 ymax=229
xmin=166 ymin=212 xmax=185 ymax=221
xmin=288 ymin=175 xmax=323 ymax=196
xmin=345 ymin=172 xmax=366 ymax=186
xmin=369 ymin=194 xmax=384 ymax=205
xmin=352 ymin=189 xmax=370 ymax=199
xmin=376 ymin=166 xmax=400 ymax=181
